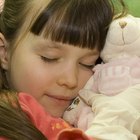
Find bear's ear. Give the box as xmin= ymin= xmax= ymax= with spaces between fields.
xmin=0 ymin=33 xmax=9 ymax=70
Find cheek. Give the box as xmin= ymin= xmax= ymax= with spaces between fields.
xmin=78 ymin=70 xmax=93 ymax=89
xmin=9 ymin=57 xmax=50 ymax=94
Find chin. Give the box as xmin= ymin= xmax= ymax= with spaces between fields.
xmin=49 ymin=110 xmax=63 ymax=118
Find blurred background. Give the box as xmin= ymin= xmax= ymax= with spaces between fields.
xmin=124 ymin=0 xmax=140 ymax=17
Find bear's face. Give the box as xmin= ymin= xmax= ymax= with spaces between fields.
xmin=101 ymin=15 xmax=140 ymax=63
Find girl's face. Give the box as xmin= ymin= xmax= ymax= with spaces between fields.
xmin=6 ymin=33 xmax=99 ymax=117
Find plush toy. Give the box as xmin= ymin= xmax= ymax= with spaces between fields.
xmin=63 ymin=15 xmax=140 ymax=140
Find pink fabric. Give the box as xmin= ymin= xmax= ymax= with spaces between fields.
xmin=19 ymin=93 xmax=96 ymax=140
xmin=0 ymin=92 xmax=96 ymax=140
xmin=0 ymin=92 xmax=95 ymax=140
xmin=19 ymin=92 xmax=73 ymax=140
xmin=92 ymin=56 xmax=140 ymax=95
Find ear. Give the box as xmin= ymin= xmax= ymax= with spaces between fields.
xmin=0 ymin=33 xmax=9 ymax=70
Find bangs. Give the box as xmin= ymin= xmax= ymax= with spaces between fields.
xmin=31 ymin=8 xmax=98 ymax=50
xmin=31 ymin=0 xmax=113 ymax=51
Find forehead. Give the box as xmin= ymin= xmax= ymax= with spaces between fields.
xmin=17 ymin=32 xmax=99 ymax=57
xmin=35 ymin=38 xmax=99 ymax=55
xmin=33 ymin=32 xmax=98 ymax=49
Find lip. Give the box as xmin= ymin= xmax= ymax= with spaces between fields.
xmin=45 ymin=93 xmax=73 ymax=105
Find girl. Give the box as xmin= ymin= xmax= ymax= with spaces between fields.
xmin=0 ymin=0 xmax=126 ymax=139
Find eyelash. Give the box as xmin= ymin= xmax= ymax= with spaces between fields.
xmin=41 ymin=56 xmax=58 ymax=62
xmin=41 ymin=56 xmax=95 ymax=69
xmin=80 ymin=63 xmax=95 ymax=70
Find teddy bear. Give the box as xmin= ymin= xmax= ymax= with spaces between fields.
xmin=63 ymin=15 xmax=140 ymax=140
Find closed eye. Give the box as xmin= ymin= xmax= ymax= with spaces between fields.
xmin=41 ymin=56 xmax=58 ymax=62
xmin=80 ymin=63 xmax=95 ymax=70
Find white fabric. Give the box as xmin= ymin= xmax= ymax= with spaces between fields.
xmin=79 ymin=84 xmax=140 ymax=140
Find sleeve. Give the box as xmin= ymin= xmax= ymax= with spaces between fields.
xmin=18 ymin=92 xmax=96 ymax=140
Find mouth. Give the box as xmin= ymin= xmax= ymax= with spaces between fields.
xmin=45 ymin=94 xmax=73 ymax=105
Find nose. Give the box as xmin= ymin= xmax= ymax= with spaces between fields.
xmin=119 ymin=21 xmax=127 ymax=29
xmin=57 ymin=65 xmax=78 ymax=89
